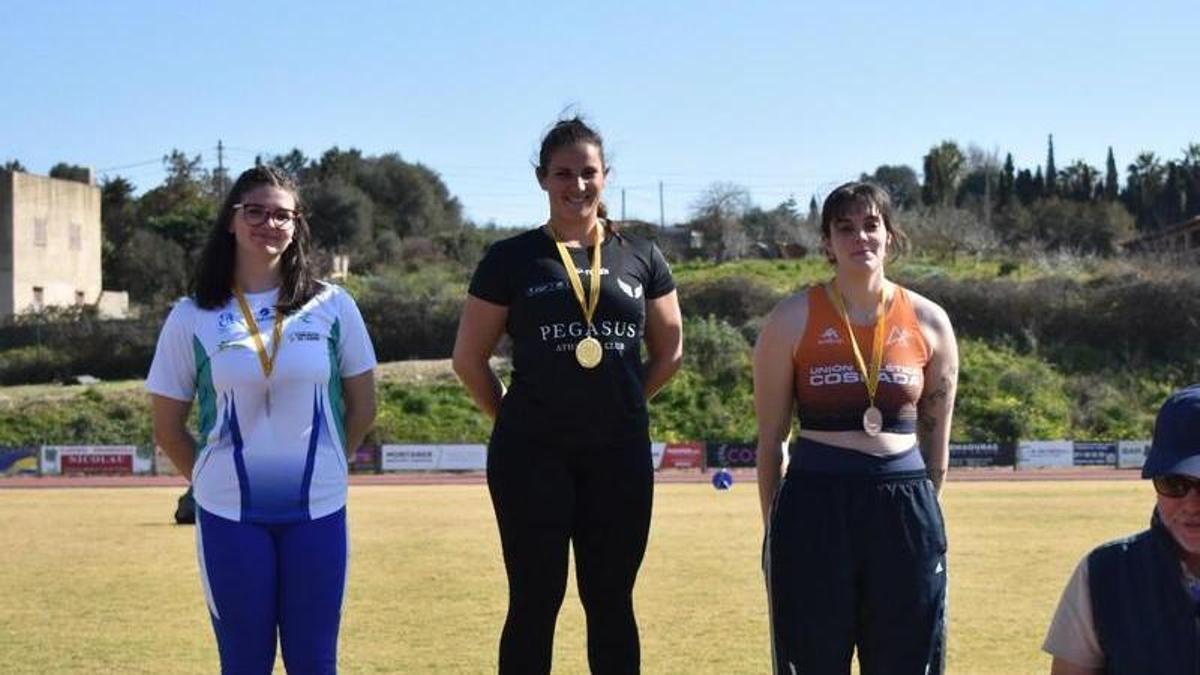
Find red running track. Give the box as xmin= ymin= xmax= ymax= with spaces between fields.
xmin=0 ymin=467 xmax=1142 ymax=490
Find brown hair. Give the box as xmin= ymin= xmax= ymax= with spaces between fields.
xmin=193 ymin=166 xmax=320 ymax=313
xmin=820 ymin=181 xmax=909 ymax=262
xmin=535 ymin=116 xmax=611 ymax=223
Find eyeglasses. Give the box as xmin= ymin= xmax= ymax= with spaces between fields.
xmin=233 ymin=203 xmax=299 ymax=229
xmin=1153 ymin=474 xmax=1200 ymax=498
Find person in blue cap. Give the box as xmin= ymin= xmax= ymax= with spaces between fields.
xmin=1043 ymin=384 xmax=1200 ymax=674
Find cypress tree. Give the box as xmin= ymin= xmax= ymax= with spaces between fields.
xmin=1045 ymin=134 xmax=1058 ymax=197
xmin=1104 ymin=147 xmax=1119 ymax=201
xmin=999 ymin=153 xmax=1015 ymax=207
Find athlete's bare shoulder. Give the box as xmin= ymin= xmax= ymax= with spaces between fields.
xmin=758 ymin=286 xmax=813 ymax=352
xmin=901 ymin=286 xmax=952 ymax=334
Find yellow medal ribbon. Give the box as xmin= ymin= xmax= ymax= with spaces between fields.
xmin=233 ymin=284 xmax=284 ymax=379
xmin=826 ymin=280 xmax=888 ymax=433
xmin=548 ymin=222 xmax=603 ymax=367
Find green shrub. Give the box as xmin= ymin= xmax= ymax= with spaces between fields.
xmin=954 ymin=339 xmax=1070 ymax=443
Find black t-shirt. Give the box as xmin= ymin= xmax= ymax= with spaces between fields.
xmin=469 ymin=226 xmax=675 ymax=439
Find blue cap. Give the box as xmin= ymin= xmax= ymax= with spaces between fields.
xmin=1142 ymin=384 xmax=1200 ymax=479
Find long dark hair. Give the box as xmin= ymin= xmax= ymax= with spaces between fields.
xmin=535 ymin=116 xmax=613 ymax=225
xmin=193 ymin=166 xmax=320 ymax=314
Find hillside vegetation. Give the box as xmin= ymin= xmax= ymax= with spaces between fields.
xmin=1 ymin=249 xmax=1192 ymax=447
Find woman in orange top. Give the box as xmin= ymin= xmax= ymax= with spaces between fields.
xmin=754 ymin=181 xmax=959 ymax=674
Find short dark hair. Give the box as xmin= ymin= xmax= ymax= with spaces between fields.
xmin=820 ymin=181 xmax=909 ymax=262
xmin=535 ymin=116 xmax=611 ymax=222
xmin=193 ymin=166 xmax=320 ymax=314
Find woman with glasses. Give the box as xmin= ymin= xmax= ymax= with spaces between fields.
xmin=754 ymin=182 xmax=959 ymax=674
xmin=1044 ymin=384 xmax=1200 ymax=674
xmin=452 ymin=116 xmax=683 ymax=674
xmin=147 ymin=166 xmax=377 ymax=673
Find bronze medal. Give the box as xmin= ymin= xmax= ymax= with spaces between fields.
xmin=575 ymin=336 xmax=603 ymax=368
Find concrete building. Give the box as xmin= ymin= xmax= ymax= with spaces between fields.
xmin=1123 ymin=215 xmax=1200 ymax=260
xmin=0 ymin=169 xmax=126 ymax=319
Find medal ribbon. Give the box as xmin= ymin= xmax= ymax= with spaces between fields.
xmin=549 ymin=222 xmax=602 ymax=328
xmin=233 ymin=284 xmax=284 ymax=379
xmin=826 ymin=280 xmax=887 ymax=407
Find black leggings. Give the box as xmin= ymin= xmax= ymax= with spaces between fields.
xmin=487 ymin=428 xmax=653 ymax=675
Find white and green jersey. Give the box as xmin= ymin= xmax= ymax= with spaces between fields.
xmin=146 ymin=283 xmax=376 ymax=523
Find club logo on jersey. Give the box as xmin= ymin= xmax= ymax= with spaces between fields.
xmin=526 ymin=280 xmax=567 ymax=298
xmin=618 ymin=278 xmax=643 ymax=299
xmin=886 ymin=326 xmax=910 ymax=346
xmin=817 ymin=327 xmax=843 ymax=345
xmin=217 ymin=312 xmax=236 ymax=330
xmin=298 ymin=311 xmax=313 ymax=324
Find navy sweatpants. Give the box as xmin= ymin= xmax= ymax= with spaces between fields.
xmin=196 ymin=507 xmax=348 ymax=675
xmin=765 ymin=442 xmax=947 ymax=675
xmin=487 ymin=428 xmax=653 ymax=675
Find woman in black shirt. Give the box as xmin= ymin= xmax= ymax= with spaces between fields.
xmin=453 ymin=117 xmax=683 ymax=674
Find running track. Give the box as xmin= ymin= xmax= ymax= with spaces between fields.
xmin=0 ymin=467 xmax=1142 ymax=489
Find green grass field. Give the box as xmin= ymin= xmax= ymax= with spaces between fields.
xmin=0 ymin=480 xmax=1150 ymax=673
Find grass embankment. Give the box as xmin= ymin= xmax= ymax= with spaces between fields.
xmin=0 ymin=481 xmax=1149 ymax=673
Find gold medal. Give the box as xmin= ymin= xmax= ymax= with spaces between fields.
xmin=575 ymin=336 xmax=603 ymax=368
xmin=862 ymin=406 xmax=883 ymax=436
xmin=547 ymin=221 xmax=604 ymax=369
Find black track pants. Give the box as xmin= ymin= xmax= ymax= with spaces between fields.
xmin=487 ymin=428 xmax=653 ymax=675
xmin=766 ymin=470 xmax=948 ymax=675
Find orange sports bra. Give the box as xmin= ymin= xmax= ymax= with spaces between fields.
xmin=793 ymin=284 xmax=930 ymax=433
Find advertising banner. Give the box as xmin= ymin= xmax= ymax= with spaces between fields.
xmin=660 ymin=442 xmax=704 ymax=469
xmin=706 ymin=442 xmax=757 ymax=468
xmin=380 ymin=445 xmax=440 ymax=471
xmin=349 ymin=445 xmax=380 ymax=474
xmin=42 ymin=445 xmax=150 ymax=475
xmin=1073 ymin=441 xmax=1118 ymax=467
xmin=0 ymin=447 xmax=37 ymax=476
xmin=948 ymin=442 xmax=1003 ymax=468
xmin=650 ymin=442 xmax=666 ymax=470
xmin=1117 ymin=440 xmax=1151 ymax=470
xmin=436 ymin=445 xmax=487 ymax=471
xmin=1016 ymin=440 xmax=1073 ymax=469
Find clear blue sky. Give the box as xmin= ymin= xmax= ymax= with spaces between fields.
xmin=3 ymin=1 xmax=1197 ymax=227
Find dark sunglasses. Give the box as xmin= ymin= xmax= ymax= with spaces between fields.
xmin=1153 ymin=474 xmax=1200 ymax=498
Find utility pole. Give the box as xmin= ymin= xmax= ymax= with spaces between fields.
xmin=658 ymin=181 xmax=665 ymax=229
xmin=621 ymin=188 xmax=626 ymax=222
xmin=216 ymin=140 xmax=228 ymax=196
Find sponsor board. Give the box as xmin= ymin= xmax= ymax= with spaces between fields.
xmin=380 ymin=445 xmax=440 ymax=471
xmin=660 ymin=442 xmax=704 ymax=469
xmin=349 ymin=445 xmax=380 ymax=474
xmin=650 ymin=442 xmax=666 ymax=470
xmin=1016 ymin=440 xmax=1073 ymax=469
xmin=948 ymin=442 xmax=1003 ymax=468
xmin=706 ymin=442 xmax=757 ymax=469
xmin=1073 ymin=441 xmax=1117 ymax=467
xmin=0 ymin=447 xmax=38 ymax=476
xmin=41 ymin=445 xmax=151 ymax=475
xmin=1117 ymin=440 xmax=1151 ymax=470
xmin=436 ymin=445 xmax=487 ymax=471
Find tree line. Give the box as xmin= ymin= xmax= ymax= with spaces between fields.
xmin=6 ymin=133 xmax=1199 ymax=310
xmin=679 ymin=136 xmax=1200 ymax=261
